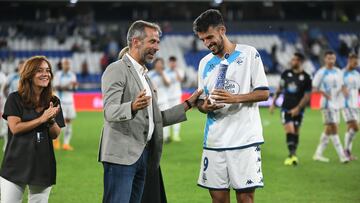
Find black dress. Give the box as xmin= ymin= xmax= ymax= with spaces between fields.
xmin=141 ymin=166 xmax=167 ymax=203
xmin=0 ymin=92 xmax=65 ymax=187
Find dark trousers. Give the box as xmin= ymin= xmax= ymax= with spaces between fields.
xmin=102 ymin=149 xmax=149 ymax=203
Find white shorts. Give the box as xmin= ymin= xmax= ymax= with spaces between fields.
xmin=197 ymin=145 xmax=264 ymax=191
xmin=342 ymin=108 xmax=359 ymax=123
xmin=61 ymin=103 xmax=76 ymax=119
xmin=321 ymin=109 xmax=340 ymax=124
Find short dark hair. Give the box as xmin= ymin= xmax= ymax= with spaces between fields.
xmin=294 ymin=52 xmax=305 ymax=62
xmin=193 ymin=9 xmax=224 ymax=34
xmin=324 ymin=50 xmax=335 ymax=57
xmin=169 ymin=56 xmax=177 ymax=61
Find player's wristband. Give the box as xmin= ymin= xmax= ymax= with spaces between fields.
xmin=185 ymin=100 xmax=192 ymax=109
xmin=48 ymin=118 xmax=56 ymax=127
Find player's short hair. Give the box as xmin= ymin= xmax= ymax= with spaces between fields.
xmin=348 ymin=52 xmax=358 ymax=59
xmin=127 ymin=20 xmax=162 ymax=47
xmin=169 ymin=56 xmax=177 ymax=61
xmin=324 ymin=50 xmax=335 ymax=57
xmin=193 ymin=9 xmax=224 ymax=34
xmin=294 ymin=52 xmax=305 ymax=62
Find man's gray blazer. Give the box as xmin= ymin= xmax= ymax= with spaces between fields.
xmin=98 ymin=55 xmax=187 ymax=170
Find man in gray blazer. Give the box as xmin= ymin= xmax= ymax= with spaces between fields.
xmin=99 ymin=20 xmax=201 ymax=203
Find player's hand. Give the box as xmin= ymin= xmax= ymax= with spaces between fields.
xmin=199 ymin=96 xmax=225 ymax=113
xmin=269 ymin=104 xmax=276 ymax=114
xmin=71 ymin=81 xmax=79 ymax=88
xmin=210 ymin=89 xmax=238 ymax=104
xmin=187 ymin=89 xmax=204 ymax=107
xmin=289 ymin=106 xmax=300 ymax=117
xmin=342 ymin=88 xmax=349 ymax=98
xmin=322 ymin=92 xmax=331 ymax=100
xmin=40 ymin=102 xmax=60 ymax=123
xmin=131 ymin=90 xmax=151 ymax=111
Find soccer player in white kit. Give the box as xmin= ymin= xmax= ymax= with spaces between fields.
xmin=341 ymin=53 xmax=359 ymax=160
xmin=165 ymin=56 xmax=185 ymax=142
xmin=0 ymin=68 xmax=7 ymax=149
xmin=193 ymin=9 xmax=269 ymax=203
xmin=1 ymin=60 xmax=25 ymax=151
xmin=312 ymin=50 xmax=349 ymax=163
xmin=53 ymin=58 xmax=78 ymax=150
xmin=148 ymin=58 xmax=172 ymax=142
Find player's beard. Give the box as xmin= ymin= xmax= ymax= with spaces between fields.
xmin=209 ymin=36 xmax=225 ymax=56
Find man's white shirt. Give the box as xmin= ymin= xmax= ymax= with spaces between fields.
xmin=197 ymin=44 xmax=269 ymax=150
xmin=342 ymin=69 xmax=360 ymax=109
xmin=53 ymin=70 xmax=77 ymax=105
xmin=126 ymin=53 xmax=154 ymax=142
xmin=312 ymin=67 xmax=343 ymax=109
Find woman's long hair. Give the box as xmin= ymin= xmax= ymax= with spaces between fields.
xmin=118 ymin=46 xmax=129 ymax=60
xmin=18 ymin=56 xmax=54 ymax=108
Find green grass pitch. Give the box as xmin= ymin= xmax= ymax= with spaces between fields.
xmin=0 ymin=108 xmax=359 ymax=202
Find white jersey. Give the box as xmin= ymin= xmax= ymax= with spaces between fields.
xmin=342 ymin=69 xmax=360 ymax=109
xmin=53 ymin=70 xmax=77 ymax=104
xmin=0 ymin=72 xmax=6 ymax=98
xmin=0 ymin=72 xmax=7 ymax=112
xmin=312 ymin=67 xmax=343 ymax=109
xmin=148 ymin=70 xmax=170 ymax=106
xmin=6 ymin=73 xmax=20 ymax=94
xmin=198 ymin=44 xmax=269 ymax=150
xmin=165 ymin=68 xmax=183 ymax=102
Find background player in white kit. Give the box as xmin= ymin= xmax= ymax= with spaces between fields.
xmin=148 ymin=58 xmax=172 ymax=143
xmin=312 ymin=50 xmax=348 ymax=163
xmin=0 ymin=67 xmax=7 ymax=150
xmin=341 ymin=53 xmax=359 ymax=160
xmin=165 ymin=56 xmax=185 ymax=142
xmin=53 ymin=58 xmax=78 ymax=150
xmin=1 ymin=60 xmax=25 ymax=151
xmin=193 ymin=9 xmax=269 ymax=203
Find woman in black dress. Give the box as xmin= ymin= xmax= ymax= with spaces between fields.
xmin=0 ymin=56 xmax=65 ymax=203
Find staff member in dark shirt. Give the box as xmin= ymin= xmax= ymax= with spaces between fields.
xmin=270 ymin=52 xmax=312 ymax=166
xmin=0 ymin=56 xmax=65 ymax=203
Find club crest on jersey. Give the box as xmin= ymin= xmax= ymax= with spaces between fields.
xmin=224 ymin=79 xmax=240 ymax=94
xmin=236 ymin=57 xmax=244 ymax=65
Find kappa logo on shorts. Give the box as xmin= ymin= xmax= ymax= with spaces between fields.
xmin=202 ymin=173 xmax=207 ymax=183
xmin=246 ymin=179 xmax=254 ymax=185
xmin=255 ymin=146 xmax=261 ymax=152
xmin=257 ymin=168 xmax=261 ymax=173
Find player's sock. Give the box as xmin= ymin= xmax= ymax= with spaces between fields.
xmin=172 ymin=123 xmax=181 ymax=141
xmin=163 ymin=126 xmax=170 ymax=143
xmin=344 ymin=128 xmax=356 ymax=152
xmin=294 ymin=134 xmax=299 ymax=154
xmin=286 ymin=133 xmax=297 ymax=156
xmin=63 ymin=123 xmax=72 ymax=145
xmin=330 ymin=134 xmax=348 ymax=162
xmin=314 ymin=133 xmax=329 ymax=157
